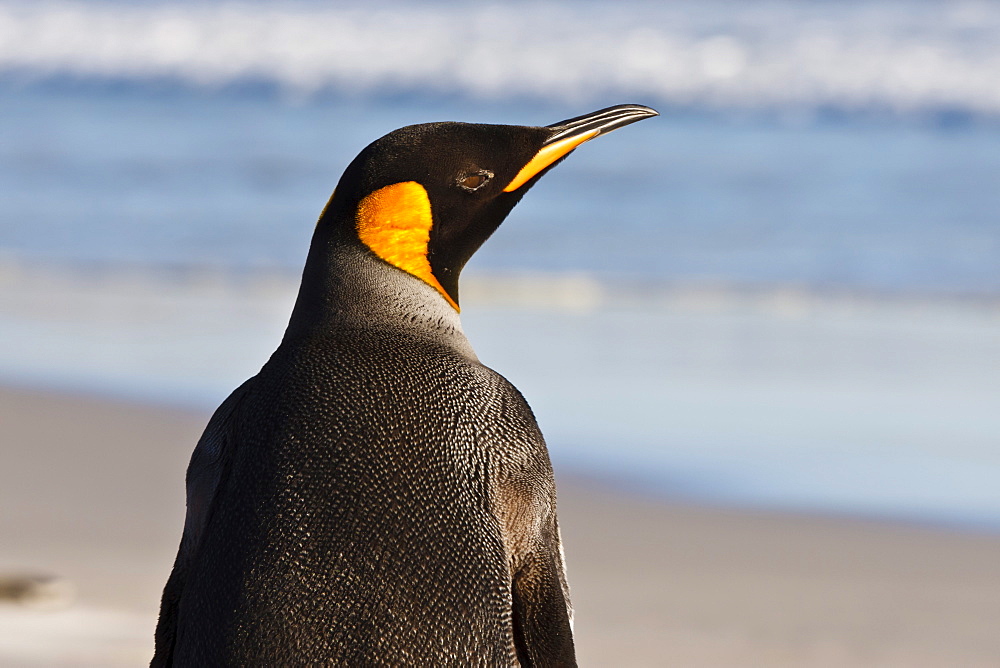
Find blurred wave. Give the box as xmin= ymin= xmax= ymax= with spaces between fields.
xmin=2 ymin=0 xmax=1000 ymax=117
xmin=3 ymin=261 xmax=999 ymax=527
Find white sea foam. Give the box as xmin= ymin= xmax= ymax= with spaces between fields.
xmin=2 ymin=0 xmax=1000 ymax=115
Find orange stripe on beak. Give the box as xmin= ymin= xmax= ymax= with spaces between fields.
xmin=503 ymin=129 xmax=600 ymax=192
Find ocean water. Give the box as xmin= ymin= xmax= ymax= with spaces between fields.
xmin=1 ymin=0 xmax=999 ymax=529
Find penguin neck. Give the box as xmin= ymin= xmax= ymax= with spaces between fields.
xmin=282 ymin=223 xmax=477 ymax=360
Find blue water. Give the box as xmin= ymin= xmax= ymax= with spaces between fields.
xmin=4 ymin=84 xmax=1000 ymax=294
xmin=2 ymin=0 xmax=1000 ymax=530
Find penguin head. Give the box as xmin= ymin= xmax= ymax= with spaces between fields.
xmin=320 ymin=104 xmax=658 ymax=311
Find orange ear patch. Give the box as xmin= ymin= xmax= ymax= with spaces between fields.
xmin=356 ymin=181 xmax=459 ymax=311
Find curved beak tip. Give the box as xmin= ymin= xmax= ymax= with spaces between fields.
xmin=544 ymin=104 xmax=659 ymax=145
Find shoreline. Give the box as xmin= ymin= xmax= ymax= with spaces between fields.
xmin=3 ymin=385 xmax=1000 ymax=666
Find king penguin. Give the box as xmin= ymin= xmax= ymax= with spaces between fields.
xmin=152 ymin=104 xmax=657 ymax=667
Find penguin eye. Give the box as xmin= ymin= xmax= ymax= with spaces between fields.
xmin=457 ymin=170 xmax=493 ymax=192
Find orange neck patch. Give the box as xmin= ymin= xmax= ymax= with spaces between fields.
xmin=356 ymin=181 xmax=459 ymax=312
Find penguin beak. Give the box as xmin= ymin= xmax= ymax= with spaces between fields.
xmin=503 ymin=104 xmax=659 ymax=192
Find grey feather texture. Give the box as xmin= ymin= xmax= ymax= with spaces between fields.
xmin=153 ymin=247 xmax=575 ymax=667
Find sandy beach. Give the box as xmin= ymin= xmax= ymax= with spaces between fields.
xmin=3 ymin=385 xmax=1000 ymax=667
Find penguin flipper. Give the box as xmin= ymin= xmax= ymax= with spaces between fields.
xmin=151 ymin=379 xmax=252 ymax=667
xmin=511 ymin=524 xmax=577 ymax=667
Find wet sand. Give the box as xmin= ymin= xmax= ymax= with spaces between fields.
xmin=2 ymin=385 xmax=1000 ymax=667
